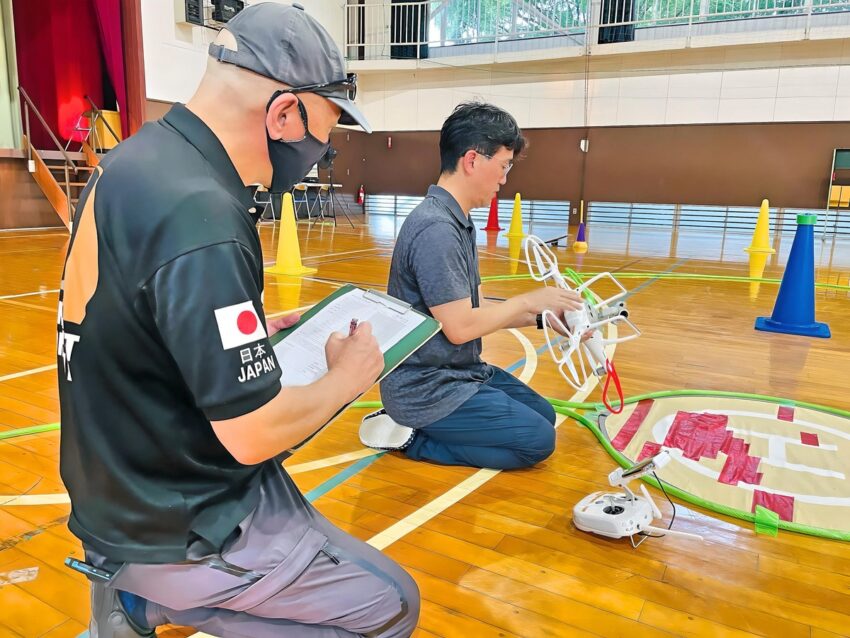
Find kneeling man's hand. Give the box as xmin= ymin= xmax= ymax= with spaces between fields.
xmin=523 ymin=287 xmax=584 ymax=315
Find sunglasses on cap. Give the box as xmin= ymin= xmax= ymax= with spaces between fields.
xmin=275 ymin=72 xmax=357 ymax=101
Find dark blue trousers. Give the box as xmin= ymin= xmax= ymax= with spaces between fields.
xmin=404 ymin=367 xmax=556 ymax=470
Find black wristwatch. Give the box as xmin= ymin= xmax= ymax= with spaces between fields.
xmin=536 ymin=313 xmax=544 ymax=330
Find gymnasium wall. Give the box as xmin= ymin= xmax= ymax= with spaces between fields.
xmin=356 ymin=42 xmax=850 ymax=130
xmin=335 ymin=40 xmax=850 ymax=210
xmin=139 ymin=3 xmax=850 ymax=210
xmin=330 ymin=121 xmax=848 ymax=211
xmin=141 ymin=0 xmax=346 ymax=103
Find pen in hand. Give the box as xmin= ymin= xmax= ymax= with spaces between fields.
xmin=349 ymin=318 xmax=359 ymax=337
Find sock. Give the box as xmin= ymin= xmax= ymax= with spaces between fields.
xmin=117 ymin=590 xmax=151 ymax=630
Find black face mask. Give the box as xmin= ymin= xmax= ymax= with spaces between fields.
xmin=266 ymin=96 xmax=329 ymax=194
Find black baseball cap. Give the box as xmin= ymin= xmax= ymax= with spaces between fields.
xmin=208 ymin=2 xmax=371 ymax=133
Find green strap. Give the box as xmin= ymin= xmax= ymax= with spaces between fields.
xmin=0 ymin=423 xmax=60 ymax=441
xmin=754 ymin=505 xmax=780 ymax=537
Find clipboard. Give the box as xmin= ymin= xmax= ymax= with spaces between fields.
xmin=269 ymin=284 xmax=441 ymax=451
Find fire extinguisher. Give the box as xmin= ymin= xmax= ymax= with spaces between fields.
xmin=357 ymin=184 xmax=365 ymax=205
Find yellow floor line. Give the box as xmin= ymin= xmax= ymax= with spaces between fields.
xmin=0 ymin=493 xmax=70 ymax=506
xmin=365 ymin=325 xmax=617 ymax=551
xmin=366 ymin=419 xmax=561 ymax=551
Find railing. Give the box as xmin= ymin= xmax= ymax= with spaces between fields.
xmin=364 ymin=194 xmax=848 ymax=235
xmin=84 ymin=94 xmax=122 ymax=148
xmin=365 ymin=194 xmax=572 ymax=233
xmin=18 ymin=86 xmax=77 ymax=225
xmin=589 ymin=201 xmax=850 ymax=235
xmin=344 ymin=0 xmax=850 ymax=60
xmin=19 ymin=87 xmax=78 ymax=175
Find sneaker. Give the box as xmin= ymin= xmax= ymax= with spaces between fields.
xmin=89 ymin=582 xmax=156 ymax=638
xmin=359 ymin=409 xmax=416 ymax=451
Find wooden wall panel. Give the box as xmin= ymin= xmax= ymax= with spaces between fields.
xmin=331 ymin=121 xmax=850 ymax=211
xmin=0 ymin=158 xmax=64 ymax=230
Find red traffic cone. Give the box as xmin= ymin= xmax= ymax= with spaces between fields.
xmin=483 ymin=196 xmax=502 ymax=231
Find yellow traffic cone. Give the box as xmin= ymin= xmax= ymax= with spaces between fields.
xmin=748 ymin=251 xmax=768 ymax=300
xmin=505 ymin=193 xmax=526 ymax=238
xmin=745 ymin=199 xmax=776 ymax=254
xmin=265 ymin=193 xmax=317 ymax=276
xmin=508 ymin=235 xmax=522 ymax=275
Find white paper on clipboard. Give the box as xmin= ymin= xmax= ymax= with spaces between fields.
xmin=273 ymin=288 xmax=425 ymax=387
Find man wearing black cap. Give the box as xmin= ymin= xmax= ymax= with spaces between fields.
xmin=57 ymin=3 xmax=419 ymax=637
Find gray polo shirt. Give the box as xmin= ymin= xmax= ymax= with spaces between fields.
xmin=380 ymin=185 xmax=495 ymax=428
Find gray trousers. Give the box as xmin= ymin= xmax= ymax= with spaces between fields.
xmin=92 ymin=463 xmax=420 ymax=637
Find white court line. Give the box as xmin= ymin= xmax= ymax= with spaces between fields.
xmin=477 ymin=249 xmax=516 ymax=263
xmin=0 ymin=289 xmax=59 ymax=301
xmin=286 ymin=449 xmax=377 ymax=475
xmin=262 ymin=247 xmax=386 ymax=267
xmin=303 ymin=247 xmax=386 ymax=262
xmin=0 ymin=365 xmax=57 ymax=383
xmin=300 ymin=277 xmax=344 ymax=289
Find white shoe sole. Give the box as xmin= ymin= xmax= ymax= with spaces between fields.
xmin=359 ymin=410 xmax=416 ymax=451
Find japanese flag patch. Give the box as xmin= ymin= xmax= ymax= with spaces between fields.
xmin=214 ymin=301 xmax=267 ymax=350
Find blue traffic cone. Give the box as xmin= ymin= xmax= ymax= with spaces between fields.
xmin=755 ymin=214 xmax=830 ymax=338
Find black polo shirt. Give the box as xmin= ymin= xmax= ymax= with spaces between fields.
xmin=57 ymin=104 xmax=284 ymax=563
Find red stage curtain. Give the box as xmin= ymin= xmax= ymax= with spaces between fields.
xmin=13 ymin=0 xmax=104 ymax=149
xmin=92 ymin=0 xmax=127 ymax=137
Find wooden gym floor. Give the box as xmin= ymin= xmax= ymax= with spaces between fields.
xmin=0 ymin=216 xmax=849 ymax=638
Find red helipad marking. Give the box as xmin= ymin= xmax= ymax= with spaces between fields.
xmin=778 ymin=406 xmax=795 ymax=422
xmin=663 ymin=411 xmax=729 ymax=461
xmin=800 ymin=432 xmax=820 ymax=447
xmin=611 ymin=399 xmax=654 ymax=451
xmin=719 ymin=451 xmax=763 ymax=486
xmin=752 ymin=490 xmax=795 ymax=522
xmin=638 ymin=441 xmax=662 ymax=461
xmin=657 ymin=411 xmax=765 ymax=486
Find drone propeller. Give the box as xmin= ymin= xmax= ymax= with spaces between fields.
xmin=524 ymin=235 xmax=641 ymax=413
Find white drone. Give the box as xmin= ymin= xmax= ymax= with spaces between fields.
xmin=524 ymin=235 xmax=640 ymax=412
xmin=573 ymin=451 xmax=704 ymax=547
